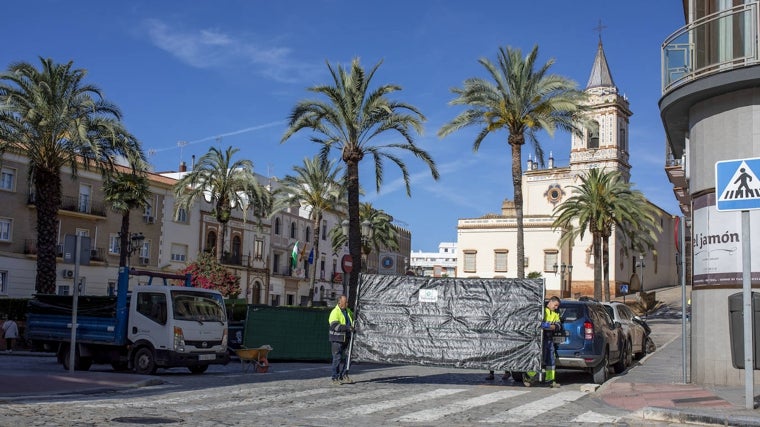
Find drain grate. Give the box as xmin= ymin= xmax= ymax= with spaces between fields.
xmin=111 ymin=417 xmax=183 ymax=424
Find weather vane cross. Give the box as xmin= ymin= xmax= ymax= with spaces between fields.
xmin=594 ymin=19 xmax=607 ymax=42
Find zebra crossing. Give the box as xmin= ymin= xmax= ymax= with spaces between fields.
xmin=4 ymin=382 xmax=625 ymax=425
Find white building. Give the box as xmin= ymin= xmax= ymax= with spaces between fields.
xmin=409 ymin=242 xmax=457 ymax=277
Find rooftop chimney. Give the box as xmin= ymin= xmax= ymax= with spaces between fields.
xmin=179 ymin=161 xmax=187 ymax=172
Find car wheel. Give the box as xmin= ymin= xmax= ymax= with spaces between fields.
xmin=614 ymin=340 xmax=632 ymax=373
xmin=592 ymin=351 xmax=609 ymax=384
xmin=133 ymin=347 xmax=157 ymax=375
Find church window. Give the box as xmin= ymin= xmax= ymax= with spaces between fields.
xmin=587 ymin=121 xmax=600 ymax=149
xmin=619 ymin=127 xmax=627 ymax=152
xmin=544 ymin=251 xmax=558 ymax=272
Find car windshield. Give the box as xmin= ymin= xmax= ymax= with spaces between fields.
xmin=171 ymin=290 xmax=227 ymax=323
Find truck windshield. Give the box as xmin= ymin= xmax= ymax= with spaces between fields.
xmin=171 ymin=290 xmax=227 ymax=323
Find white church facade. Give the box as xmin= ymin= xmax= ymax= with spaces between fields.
xmin=456 ymin=40 xmax=679 ymax=298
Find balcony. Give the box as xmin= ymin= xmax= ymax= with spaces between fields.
xmin=28 ymin=193 xmax=107 ymax=217
xmin=662 ymin=2 xmax=759 ymax=93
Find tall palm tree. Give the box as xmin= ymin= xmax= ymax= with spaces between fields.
xmin=103 ymin=157 xmax=151 ymax=267
xmin=439 ymin=45 xmax=586 ymax=279
xmin=282 ymin=58 xmax=439 ymax=306
xmin=552 ymin=168 xmax=660 ymax=301
xmin=272 ymin=156 xmax=346 ymax=306
xmin=0 ymin=58 xmax=143 ymax=294
xmin=173 ymin=146 xmax=265 ymax=262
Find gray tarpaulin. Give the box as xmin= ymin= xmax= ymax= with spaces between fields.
xmin=350 ymin=274 xmax=544 ymax=372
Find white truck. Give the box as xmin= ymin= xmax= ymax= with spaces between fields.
xmin=26 ymin=267 xmax=230 ymax=374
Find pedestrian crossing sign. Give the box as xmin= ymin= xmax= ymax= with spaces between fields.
xmin=715 ymin=157 xmax=760 ymax=211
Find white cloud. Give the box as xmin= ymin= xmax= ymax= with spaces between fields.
xmin=140 ymin=19 xmax=319 ymax=83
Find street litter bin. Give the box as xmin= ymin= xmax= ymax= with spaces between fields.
xmin=728 ymin=292 xmax=760 ymax=369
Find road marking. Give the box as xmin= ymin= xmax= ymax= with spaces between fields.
xmin=395 ymin=390 xmax=528 ymax=422
xmin=572 ymin=410 xmax=621 ymax=423
xmin=324 ymin=388 xmax=468 ymax=416
xmin=237 ymin=388 xmax=398 ymax=417
xmin=481 ymin=390 xmax=586 ymax=423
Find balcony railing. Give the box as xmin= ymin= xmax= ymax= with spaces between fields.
xmin=662 ymin=2 xmax=759 ymax=93
xmin=28 ymin=193 xmax=107 ymax=217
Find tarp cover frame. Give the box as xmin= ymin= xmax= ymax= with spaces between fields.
xmin=351 ymin=274 xmax=545 ymax=372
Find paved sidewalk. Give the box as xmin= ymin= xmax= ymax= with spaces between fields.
xmin=597 ymin=287 xmax=760 ymax=426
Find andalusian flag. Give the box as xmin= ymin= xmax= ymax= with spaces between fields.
xmin=291 ymin=241 xmax=299 ymax=268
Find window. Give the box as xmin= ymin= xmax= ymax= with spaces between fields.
xmin=254 ymin=239 xmax=264 ymax=260
xmin=286 ymin=294 xmax=295 ymax=306
xmin=139 ymin=240 xmax=151 ymax=264
xmin=206 ymin=231 xmax=216 ymax=254
xmin=274 ymin=218 xmax=281 ymax=235
xmin=463 ymin=250 xmax=477 ymax=273
xmin=321 ymin=221 xmax=327 ymax=240
xmin=0 ymin=218 xmax=11 ymax=241
xmin=0 ymin=167 xmax=15 ymax=191
xmin=109 ymin=234 xmax=121 ymax=254
xmin=494 ymin=250 xmax=508 ymax=272
xmin=78 ymin=184 xmax=91 ymax=213
xmin=0 ymin=271 xmax=7 ymax=294
xmin=544 ymin=251 xmax=559 ymax=272
xmin=171 ymin=244 xmax=187 ymax=262
xmin=290 ymin=221 xmax=296 ymax=238
xmin=136 ymin=292 xmax=167 ymax=325
xmin=587 ymin=120 xmax=599 ymax=149
xmin=273 ymin=253 xmax=280 ymax=274
xmin=175 ymin=207 xmax=187 ymax=223
xmin=305 ymin=226 xmax=311 ymax=243
xmin=144 ymin=201 xmax=153 ymax=218
xmin=58 ymin=285 xmax=70 ymax=296
xmin=619 ymin=128 xmax=627 ymax=152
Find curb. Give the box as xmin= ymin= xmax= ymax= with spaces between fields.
xmin=641 ymin=406 xmax=760 ymax=427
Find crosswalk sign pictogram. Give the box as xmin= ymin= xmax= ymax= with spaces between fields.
xmin=715 ymin=157 xmax=760 ymax=211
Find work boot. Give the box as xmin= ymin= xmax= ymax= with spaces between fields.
xmin=547 ymin=381 xmax=560 ymax=388
xmin=331 ymin=378 xmax=341 ymax=386
xmin=485 ymin=371 xmax=495 ymax=380
xmin=340 ymin=374 xmax=354 ymax=384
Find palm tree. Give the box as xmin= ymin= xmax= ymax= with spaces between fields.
xmin=552 ymin=168 xmax=660 ymax=301
xmin=103 ymin=157 xmax=151 ymax=267
xmin=173 ymin=146 xmax=265 ymax=262
xmin=438 ymin=45 xmax=586 ymax=279
xmin=272 ymin=156 xmax=346 ymax=306
xmin=329 ymin=202 xmax=400 ymax=270
xmin=0 ymin=58 xmax=144 ymax=294
xmin=282 ymin=58 xmax=439 ymax=305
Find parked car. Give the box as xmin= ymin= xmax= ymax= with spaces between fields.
xmin=602 ymin=301 xmax=650 ymax=360
xmin=553 ymin=298 xmax=627 ymax=384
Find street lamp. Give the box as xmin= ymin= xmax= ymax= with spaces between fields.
xmin=553 ymin=262 xmax=573 ymax=298
xmin=637 ymin=254 xmax=646 ymax=291
xmin=120 ymin=232 xmax=144 ymax=268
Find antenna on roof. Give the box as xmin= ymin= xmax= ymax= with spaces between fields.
xmin=177 ymin=140 xmax=188 ymax=164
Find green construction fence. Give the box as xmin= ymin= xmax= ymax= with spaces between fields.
xmin=241 ymin=304 xmax=332 ymax=361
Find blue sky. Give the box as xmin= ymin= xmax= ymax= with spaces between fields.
xmin=3 ymin=1 xmax=685 ymax=252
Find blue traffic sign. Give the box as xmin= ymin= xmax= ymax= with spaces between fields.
xmin=715 ymin=157 xmax=760 ymax=211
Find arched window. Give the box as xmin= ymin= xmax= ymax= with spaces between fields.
xmin=587 ymin=121 xmax=600 ymax=149
xmin=232 ymin=235 xmax=241 ymax=264
xmin=619 ymin=128 xmax=627 ymax=152
xmin=274 ymin=217 xmax=281 ymax=235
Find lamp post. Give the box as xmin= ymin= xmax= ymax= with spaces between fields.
xmin=637 ymin=254 xmax=646 ymax=292
xmin=119 ymin=232 xmax=144 ymax=268
xmin=553 ymin=262 xmax=574 ymax=298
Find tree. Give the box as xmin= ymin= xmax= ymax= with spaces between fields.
xmin=272 ymin=156 xmax=345 ymax=306
xmin=329 ymin=202 xmax=399 ymax=268
xmin=552 ymin=168 xmax=661 ymax=301
xmin=173 ymin=146 xmax=265 ymax=262
xmin=0 ymin=58 xmax=144 ymax=294
xmin=439 ymin=45 xmax=586 ymax=279
xmin=103 ymin=157 xmax=151 ymax=267
xmin=282 ymin=58 xmax=439 ymax=306
xmin=178 ymin=252 xmax=240 ymax=298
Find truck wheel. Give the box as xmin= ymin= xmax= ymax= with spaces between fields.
xmin=62 ymin=346 xmax=91 ymax=371
xmin=592 ymin=351 xmax=609 ymax=384
xmin=133 ymin=347 xmax=157 ymax=375
xmin=188 ymin=365 xmax=209 ymax=374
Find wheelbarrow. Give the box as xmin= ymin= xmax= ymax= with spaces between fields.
xmin=234 ymin=345 xmax=273 ymax=373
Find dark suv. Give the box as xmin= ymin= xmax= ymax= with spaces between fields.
xmin=554 ymin=298 xmax=627 ymax=384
